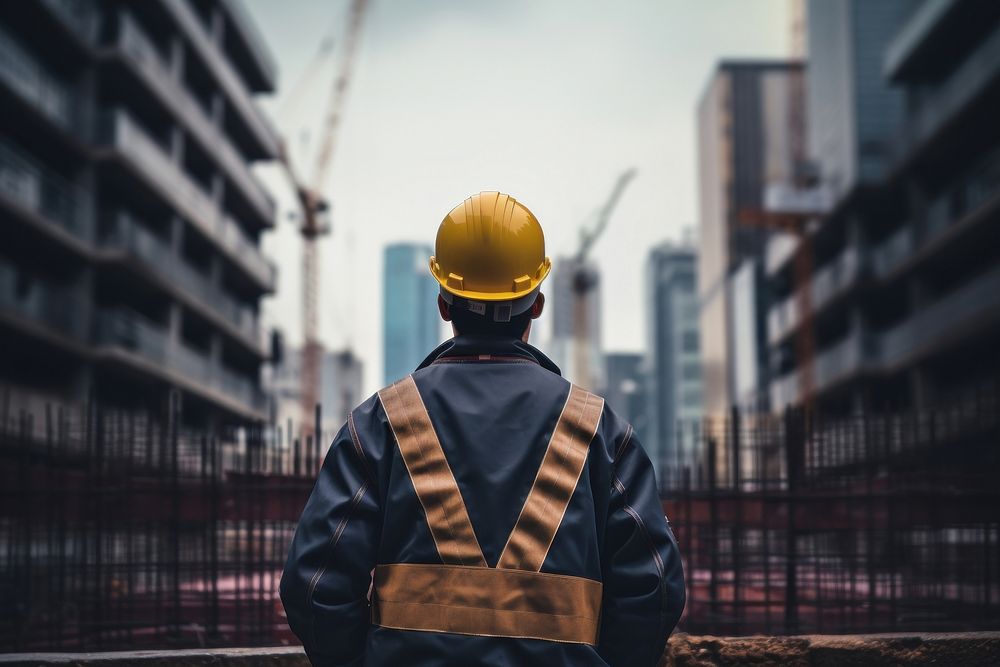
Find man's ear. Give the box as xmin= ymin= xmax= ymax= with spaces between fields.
xmin=530 ymin=292 xmax=545 ymax=320
xmin=437 ymin=294 xmax=452 ymax=322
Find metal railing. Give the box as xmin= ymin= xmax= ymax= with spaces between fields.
xmin=664 ymin=380 xmax=1000 ymax=636
xmin=880 ymin=262 xmax=1000 ymax=369
xmin=0 ymin=140 xmax=93 ymax=240
xmin=0 ymin=392 xmax=322 ymax=651
xmin=2 ymin=382 xmax=998 ymax=650
xmin=0 ymin=258 xmax=87 ymax=340
xmin=100 ymin=212 xmax=263 ymax=351
xmin=94 ymin=308 xmax=266 ymax=415
xmin=0 ymin=25 xmax=78 ymax=132
xmin=871 ymin=222 xmax=915 ymax=278
xmin=770 ymin=260 xmax=1000 ymax=408
xmin=768 ymin=246 xmax=864 ymax=344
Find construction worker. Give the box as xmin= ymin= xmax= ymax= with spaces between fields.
xmin=280 ymin=192 xmax=685 ymax=666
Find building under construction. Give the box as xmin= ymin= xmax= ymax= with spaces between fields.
xmin=0 ymin=0 xmax=279 ymax=427
xmin=767 ymin=0 xmax=1000 ymax=415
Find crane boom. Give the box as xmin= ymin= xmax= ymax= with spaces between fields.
xmin=575 ymin=168 xmax=637 ymax=263
xmin=571 ymin=169 xmax=637 ymax=390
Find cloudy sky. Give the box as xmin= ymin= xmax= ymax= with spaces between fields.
xmin=244 ymin=0 xmax=792 ymax=395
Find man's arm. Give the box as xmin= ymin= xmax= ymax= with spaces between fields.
xmin=280 ymin=411 xmax=380 ymax=667
xmin=597 ymin=428 xmax=686 ymax=667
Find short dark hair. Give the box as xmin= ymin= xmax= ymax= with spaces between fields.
xmin=450 ymin=305 xmax=532 ymax=338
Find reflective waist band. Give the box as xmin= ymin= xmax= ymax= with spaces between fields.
xmin=372 ymin=563 xmax=603 ymax=645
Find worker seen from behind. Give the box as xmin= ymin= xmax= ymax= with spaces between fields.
xmin=280 ymin=192 xmax=686 ymax=666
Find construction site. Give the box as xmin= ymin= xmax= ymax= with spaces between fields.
xmin=2 ymin=0 xmax=1000 ymax=660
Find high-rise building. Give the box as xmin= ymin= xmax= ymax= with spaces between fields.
xmin=0 ymin=0 xmax=279 ymax=426
xmin=697 ymin=60 xmax=805 ymax=419
xmin=805 ymin=0 xmax=913 ymax=200
xmin=602 ymin=351 xmax=647 ymax=441
xmin=269 ymin=345 xmax=363 ymax=436
xmin=644 ymin=242 xmax=701 ymax=488
xmin=383 ymin=242 xmax=440 ymax=385
xmin=547 ymin=256 xmax=604 ymax=389
xmin=767 ymin=0 xmax=1000 ymax=412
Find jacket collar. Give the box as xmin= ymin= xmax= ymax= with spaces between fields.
xmin=416 ymin=335 xmax=562 ymax=376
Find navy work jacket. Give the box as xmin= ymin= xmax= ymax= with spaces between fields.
xmin=280 ymin=336 xmax=685 ymax=666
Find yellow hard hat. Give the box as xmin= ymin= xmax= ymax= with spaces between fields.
xmin=430 ymin=192 xmax=551 ymax=308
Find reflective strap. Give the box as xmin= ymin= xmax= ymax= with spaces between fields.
xmin=497 ymin=384 xmax=604 ymax=571
xmin=373 ymin=563 xmax=602 ymax=645
xmin=378 ymin=376 xmax=486 ymax=567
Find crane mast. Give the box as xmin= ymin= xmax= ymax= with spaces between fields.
xmin=278 ymin=0 xmax=368 ymax=433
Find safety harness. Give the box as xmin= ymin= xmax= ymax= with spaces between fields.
xmin=373 ymin=375 xmax=605 ymax=645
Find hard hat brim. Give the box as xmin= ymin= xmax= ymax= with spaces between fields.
xmin=430 ymin=258 xmax=551 ymax=302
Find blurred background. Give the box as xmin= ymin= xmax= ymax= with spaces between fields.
xmin=2 ymin=0 xmax=999 ymax=653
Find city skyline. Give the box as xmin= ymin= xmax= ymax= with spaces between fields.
xmin=244 ymin=0 xmax=792 ymax=395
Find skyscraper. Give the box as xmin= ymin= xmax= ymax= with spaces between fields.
xmin=0 ymin=0 xmax=279 ymax=426
xmin=546 ymin=256 xmax=603 ymax=389
xmin=697 ymin=60 xmax=805 ymax=420
xmin=644 ymin=242 xmax=701 ymax=489
xmin=383 ymin=243 xmax=440 ymax=385
xmin=602 ymin=351 xmax=647 ymax=442
xmin=805 ymin=0 xmax=912 ymax=200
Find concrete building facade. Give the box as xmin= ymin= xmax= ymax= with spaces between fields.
xmin=0 ymin=0 xmax=279 ymax=425
xmin=696 ymin=60 xmax=805 ymax=420
xmin=382 ymin=242 xmax=440 ymax=385
xmin=767 ymin=0 xmax=1000 ymax=412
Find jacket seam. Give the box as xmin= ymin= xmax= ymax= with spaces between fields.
xmin=613 ymin=476 xmax=664 ymax=578
xmin=348 ymin=411 xmax=376 ymax=485
xmin=614 ymin=424 xmax=634 ymax=463
xmin=430 ymin=356 xmax=538 ymax=365
xmin=306 ymin=479 xmax=370 ymax=647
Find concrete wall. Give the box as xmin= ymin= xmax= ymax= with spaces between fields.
xmin=3 ymin=633 xmax=1000 ymax=666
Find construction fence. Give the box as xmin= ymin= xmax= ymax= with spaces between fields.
xmin=2 ymin=382 xmax=999 ymax=651
xmin=663 ymin=379 xmax=1000 ymax=635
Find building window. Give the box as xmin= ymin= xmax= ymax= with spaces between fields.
xmin=683 ymin=389 xmax=701 ymax=408
xmin=682 ymin=362 xmax=700 ymax=380
xmin=682 ymin=330 xmax=699 ymax=352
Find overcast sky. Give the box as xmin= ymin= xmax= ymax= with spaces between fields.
xmin=244 ymin=0 xmax=792 ymax=395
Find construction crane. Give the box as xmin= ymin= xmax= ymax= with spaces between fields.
xmin=570 ymin=169 xmax=637 ymax=390
xmin=277 ymin=0 xmax=369 ymax=432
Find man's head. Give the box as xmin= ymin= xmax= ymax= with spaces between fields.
xmin=429 ymin=192 xmax=551 ymax=341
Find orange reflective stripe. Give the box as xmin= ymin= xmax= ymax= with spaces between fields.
xmin=373 ymin=563 xmax=602 ymax=645
xmin=378 ymin=376 xmax=486 ymax=567
xmin=497 ymin=384 xmax=603 ymax=572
